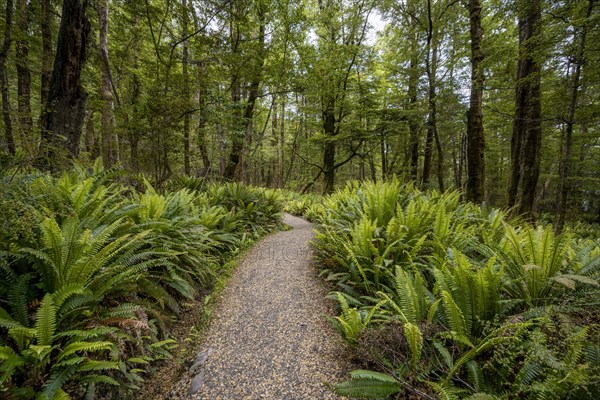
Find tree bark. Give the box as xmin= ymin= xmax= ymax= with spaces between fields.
xmin=407 ymin=46 xmax=419 ymax=182
xmin=507 ymin=0 xmax=543 ymax=218
xmin=41 ymin=0 xmax=52 ymax=109
xmin=422 ymin=0 xmax=439 ymax=189
xmin=129 ymin=8 xmax=140 ymax=170
xmin=465 ymin=0 xmax=486 ymax=203
xmin=85 ymin=109 xmax=98 ymax=158
xmin=0 ymin=0 xmax=15 ymax=155
xmin=38 ymin=0 xmax=91 ymax=167
xmin=322 ymin=95 xmax=336 ymax=193
xmin=556 ymin=0 xmax=595 ymax=232
xmin=279 ymin=94 xmax=285 ymax=187
xmin=98 ymin=0 xmax=117 ymax=166
xmin=15 ymin=0 xmax=33 ymax=153
xmin=271 ymin=94 xmax=279 ymax=186
xmin=182 ymin=0 xmax=191 ymax=175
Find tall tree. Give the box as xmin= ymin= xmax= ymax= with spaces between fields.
xmin=407 ymin=9 xmax=420 ymax=182
xmin=182 ymin=0 xmax=191 ymax=175
xmin=465 ymin=0 xmax=486 ymax=203
xmin=15 ymin=0 xmax=33 ymax=153
xmin=507 ymin=0 xmax=543 ymax=217
xmin=38 ymin=0 xmax=91 ymax=166
xmin=0 ymin=0 xmax=14 ymax=155
xmin=41 ymin=0 xmax=52 ymax=112
xmin=315 ymin=0 xmax=371 ymax=193
xmin=224 ymin=1 xmax=266 ymax=180
xmin=556 ymin=0 xmax=596 ymax=231
xmin=98 ymin=0 xmax=118 ymax=166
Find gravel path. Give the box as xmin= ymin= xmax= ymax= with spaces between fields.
xmin=168 ymin=214 xmax=352 ymax=400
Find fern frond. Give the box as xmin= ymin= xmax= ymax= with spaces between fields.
xmin=57 ymin=341 xmax=113 ymax=362
xmin=35 ymin=294 xmax=57 ymax=346
xmin=404 ymin=322 xmax=423 ymax=368
xmin=45 ymin=365 xmax=77 ymax=400
xmin=334 ymin=370 xmax=402 ymax=398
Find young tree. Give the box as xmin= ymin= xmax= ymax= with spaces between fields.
xmin=556 ymin=0 xmax=596 ymax=231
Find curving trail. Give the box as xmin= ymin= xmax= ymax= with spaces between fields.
xmin=167 ymin=214 xmax=352 ymax=400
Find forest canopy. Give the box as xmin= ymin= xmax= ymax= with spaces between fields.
xmin=0 ymin=0 xmax=598 ymax=224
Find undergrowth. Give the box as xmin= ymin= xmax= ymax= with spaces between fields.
xmin=0 ymin=161 xmax=283 ymax=399
xmin=304 ymin=180 xmax=600 ymax=400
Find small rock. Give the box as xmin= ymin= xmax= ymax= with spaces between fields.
xmin=188 ymin=371 xmax=205 ymax=396
xmin=189 ymin=348 xmax=212 ymax=375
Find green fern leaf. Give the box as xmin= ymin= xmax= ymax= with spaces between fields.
xmin=335 ymin=375 xmax=402 ymax=398
xmin=441 ymin=290 xmax=467 ymax=339
xmin=8 ymin=274 xmax=32 ymax=326
xmin=349 ymin=370 xmax=399 ymax=382
xmin=57 ymin=341 xmax=113 ymax=362
xmin=404 ymin=322 xmax=423 ymax=369
xmin=35 ymin=293 xmax=57 ymax=346
xmin=45 ymin=365 xmax=77 ymax=399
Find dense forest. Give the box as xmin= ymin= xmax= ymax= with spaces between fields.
xmin=0 ymin=0 xmax=598 ymax=222
xmin=1 ymin=0 xmax=600 ymax=399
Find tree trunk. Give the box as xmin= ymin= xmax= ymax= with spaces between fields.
xmin=98 ymin=0 xmax=117 ymax=167
xmin=0 ymin=0 xmax=14 ymax=155
xmin=129 ymin=9 xmax=140 ymax=170
xmin=38 ymin=0 xmax=91 ymax=167
xmin=407 ymin=51 xmax=419 ymax=182
xmin=407 ymin=1 xmax=419 ymax=182
xmin=508 ymin=0 xmax=543 ymax=218
xmin=279 ymin=94 xmax=285 ymax=187
xmin=182 ymin=0 xmax=191 ymax=175
xmin=15 ymin=0 xmax=33 ymax=154
xmin=197 ymin=91 xmax=210 ymax=176
xmin=465 ymin=0 xmax=486 ymax=203
xmin=422 ymin=0 xmax=438 ymax=189
xmin=322 ymin=96 xmax=336 ymax=194
xmin=556 ymin=0 xmax=594 ymax=232
xmin=434 ymin=123 xmax=444 ymax=192
xmin=41 ymin=0 xmax=52 ymax=109
xmin=224 ymin=5 xmax=266 ymax=180
xmin=192 ymin=8 xmax=210 ymax=177
xmin=85 ymin=110 xmax=98 ymax=158
xmin=271 ymin=93 xmax=278 ymax=185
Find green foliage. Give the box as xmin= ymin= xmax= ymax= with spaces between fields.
xmin=313 ymin=181 xmax=600 ymax=399
xmin=334 ymin=370 xmax=403 ymax=399
xmin=328 ymin=292 xmax=382 ymax=346
xmin=0 ymin=167 xmax=284 ymax=397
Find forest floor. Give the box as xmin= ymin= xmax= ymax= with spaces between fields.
xmin=159 ymin=214 xmax=354 ymax=399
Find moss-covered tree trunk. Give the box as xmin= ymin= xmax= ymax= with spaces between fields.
xmin=466 ymin=0 xmax=486 ymax=203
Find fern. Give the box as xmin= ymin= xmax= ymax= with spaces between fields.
xmin=404 ymin=322 xmax=423 ymax=368
xmin=334 ymin=370 xmax=402 ymax=399
xmin=57 ymin=341 xmax=113 ymax=362
xmin=35 ymin=294 xmax=57 ymax=346
xmin=45 ymin=365 xmax=77 ymax=399
xmin=440 ymin=290 xmax=469 ymax=343
xmin=8 ymin=274 xmax=32 ymax=326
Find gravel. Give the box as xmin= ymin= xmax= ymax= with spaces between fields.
xmin=166 ymin=214 xmax=353 ymax=400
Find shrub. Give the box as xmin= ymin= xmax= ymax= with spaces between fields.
xmin=0 ymin=167 xmax=283 ymax=398
xmin=312 ymin=181 xmax=600 ymax=399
